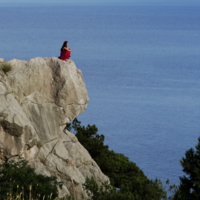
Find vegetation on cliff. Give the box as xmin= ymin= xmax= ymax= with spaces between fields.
xmin=67 ymin=118 xmax=168 ymax=199
xmin=173 ymin=137 xmax=200 ymax=200
xmin=0 ymin=159 xmax=62 ymax=200
xmin=0 ymin=62 xmax=12 ymax=73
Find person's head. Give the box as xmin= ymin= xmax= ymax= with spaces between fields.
xmin=61 ymin=41 xmax=68 ymax=51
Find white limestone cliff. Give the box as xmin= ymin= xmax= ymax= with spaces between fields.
xmin=0 ymin=57 xmax=108 ymax=199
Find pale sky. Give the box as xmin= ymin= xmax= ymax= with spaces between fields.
xmin=0 ymin=0 xmax=200 ymax=6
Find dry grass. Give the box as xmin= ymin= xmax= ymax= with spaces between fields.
xmin=0 ymin=185 xmax=73 ymax=200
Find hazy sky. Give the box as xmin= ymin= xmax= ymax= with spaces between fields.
xmin=0 ymin=0 xmax=200 ymax=6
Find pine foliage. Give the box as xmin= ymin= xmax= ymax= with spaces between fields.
xmin=173 ymin=137 xmax=200 ymax=200
xmin=67 ymin=118 xmax=167 ymax=200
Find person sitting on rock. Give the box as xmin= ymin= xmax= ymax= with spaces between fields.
xmin=58 ymin=41 xmax=72 ymax=61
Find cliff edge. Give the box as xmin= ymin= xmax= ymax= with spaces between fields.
xmin=0 ymin=57 xmax=108 ymax=199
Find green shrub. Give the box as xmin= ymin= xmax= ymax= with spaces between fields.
xmin=0 ymin=62 xmax=12 ymax=73
xmin=66 ymin=118 xmax=168 ymax=200
xmin=0 ymin=158 xmax=62 ymax=200
xmin=173 ymin=137 xmax=200 ymax=200
xmin=83 ymin=177 xmax=135 ymax=200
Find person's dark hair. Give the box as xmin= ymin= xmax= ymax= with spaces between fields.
xmin=60 ymin=41 xmax=68 ymax=51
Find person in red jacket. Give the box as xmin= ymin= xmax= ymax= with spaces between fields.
xmin=59 ymin=41 xmax=72 ymax=60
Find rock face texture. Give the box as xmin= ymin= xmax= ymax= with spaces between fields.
xmin=0 ymin=57 xmax=108 ymax=199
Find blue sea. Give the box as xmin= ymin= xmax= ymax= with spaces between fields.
xmin=1 ymin=3 xmax=200 ymax=186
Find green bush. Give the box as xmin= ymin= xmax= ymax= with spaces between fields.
xmin=173 ymin=137 xmax=200 ymax=200
xmin=0 ymin=62 xmax=12 ymax=73
xmin=0 ymin=158 xmax=62 ymax=200
xmin=67 ymin=118 xmax=168 ymax=200
xmin=83 ymin=177 xmax=135 ymax=200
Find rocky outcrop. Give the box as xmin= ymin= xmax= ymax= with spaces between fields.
xmin=0 ymin=57 xmax=108 ymax=199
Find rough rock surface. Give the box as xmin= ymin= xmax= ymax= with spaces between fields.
xmin=0 ymin=57 xmax=108 ymax=199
